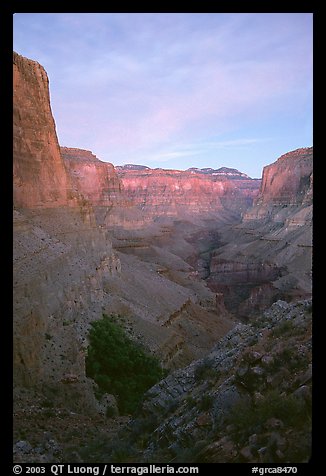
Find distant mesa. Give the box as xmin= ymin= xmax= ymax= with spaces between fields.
xmin=187 ymin=167 xmax=250 ymax=179
xmin=116 ymin=164 xmax=151 ymax=171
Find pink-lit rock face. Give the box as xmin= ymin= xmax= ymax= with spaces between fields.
xmin=13 ymin=52 xmax=69 ymax=208
xmin=256 ymin=148 xmax=313 ymax=206
xmin=243 ymin=147 xmax=313 ymax=222
xmin=61 ymin=147 xmax=123 ymax=206
xmin=13 ymin=54 xmax=122 ymax=403
xmin=116 ymin=167 xmax=261 ymax=219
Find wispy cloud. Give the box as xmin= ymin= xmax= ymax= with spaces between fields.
xmin=13 ymin=13 xmax=312 ymax=176
xmin=143 ymin=149 xmax=203 ymax=163
xmin=140 ymin=138 xmax=269 ymax=164
xmin=202 ymin=138 xmax=271 ymax=149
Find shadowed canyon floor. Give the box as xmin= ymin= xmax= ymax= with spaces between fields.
xmin=13 ymin=52 xmax=312 ymax=463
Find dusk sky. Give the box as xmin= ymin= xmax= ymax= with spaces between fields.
xmin=13 ymin=13 xmax=313 ymax=178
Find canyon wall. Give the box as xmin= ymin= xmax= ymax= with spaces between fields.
xmin=116 ymin=166 xmax=260 ymax=221
xmin=13 ymin=51 xmax=312 ymax=420
xmin=244 ymin=147 xmax=313 ymax=220
xmin=13 ymin=53 xmax=69 ymax=208
xmin=13 ymin=54 xmax=123 ymax=413
xmin=60 ymin=147 xmax=149 ymax=229
xmin=13 ymin=53 xmax=234 ymax=413
xmin=61 ymin=147 xmax=123 ymax=207
xmin=205 ymin=147 xmax=313 ymax=317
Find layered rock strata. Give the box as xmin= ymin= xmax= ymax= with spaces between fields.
xmin=13 ymin=53 xmax=69 ymax=208
xmin=61 ymin=147 xmax=123 ymax=207
xmin=13 ymin=54 xmax=123 ymax=413
xmin=252 ymin=148 xmax=313 ymax=208
xmin=205 ymin=148 xmax=313 ymax=317
xmin=116 ymin=166 xmax=261 ymax=220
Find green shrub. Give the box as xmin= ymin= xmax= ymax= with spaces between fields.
xmin=86 ymin=314 xmax=163 ymax=414
xmin=271 ymin=320 xmax=294 ymax=338
xmin=185 ymin=395 xmax=197 ymax=408
xmin=41 ymin=399 xmax=54 ymax=408
xmin=105 ymin=406 xmax=116 ymax=418
xmin=265 ymin=347 xmax=307 ymax=373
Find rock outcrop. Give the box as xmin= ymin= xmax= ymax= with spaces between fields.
xmin=255 ymin=148 xmax=312 ymax=206
xmin=114 ymin=299 xmax=312 ymax=463
xmin=13 ymin=52 xmax=69 ymax=208
xmin=61 ymin=147 xmax=123 ymax=207
xmin=186 ymin=166 xmax=251 ymax=178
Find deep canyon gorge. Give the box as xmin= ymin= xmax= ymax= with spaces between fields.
xmin=13 ymin=52 xmax=312 ymax=463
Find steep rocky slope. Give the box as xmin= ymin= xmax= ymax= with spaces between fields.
xmin=15 ymin=300 xmax=311 ymax=463
xmin=106 ymin=299 xmax=312 ymax=463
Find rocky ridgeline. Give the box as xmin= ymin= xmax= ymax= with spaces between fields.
xmin=187 ymin=166 xmax=250 ymax=179
xmin=114 ymin=299 xmax=312 ymax=463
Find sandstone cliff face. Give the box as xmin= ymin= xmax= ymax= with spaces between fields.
xmin=13 ymin=53 xmax=69 ymax=208
xmin=244 ymin=147 xmax=313 ymax=220
xmin=13 ymin=53 xmax=121 ymax=413
xmin=241 ymin=147 xmax=313 ymax=250
xmin=116 ymin=167 xmax=260 ymax=220
xmin=61 ymin=147 xmax=123 ymax=207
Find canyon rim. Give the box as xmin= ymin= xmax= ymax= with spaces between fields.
xmin=13 ymin=49 xmax=312 ymax=464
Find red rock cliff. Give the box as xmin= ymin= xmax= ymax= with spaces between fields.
xmin=13 ymin=53 xmax=121 ymax=411
xmin=116 ymin=167 xmax=260 ymax=220
xmin=61 ymin=147 xmax=123 ymax=206
xmin=13 ymin=52 xmax=69 ymax=208
xmin=257 ymin=148 xmax=312 ymax=206
xmin=244 ymin=147 xmax=313 ymax=221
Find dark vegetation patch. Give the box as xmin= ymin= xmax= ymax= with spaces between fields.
xmin=86 ymin=314 xmax=165 ymax=414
